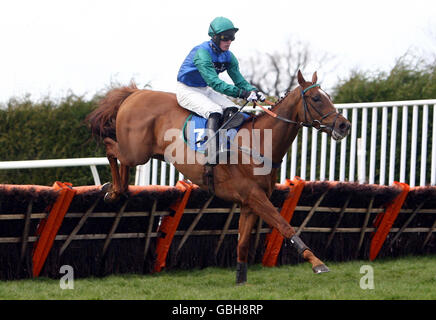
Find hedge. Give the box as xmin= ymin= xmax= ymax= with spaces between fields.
xmin=0 ymin=94 xmax=113 ymax=186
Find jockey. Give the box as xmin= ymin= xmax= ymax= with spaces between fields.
xmin=176 ymin=16 xmax=265 ymax=162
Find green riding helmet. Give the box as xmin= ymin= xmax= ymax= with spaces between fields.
xmin=208 ymin=17 xmax=239 ymax=37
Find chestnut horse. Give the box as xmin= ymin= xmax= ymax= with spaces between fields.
xmin=86 ymin=70 xmax=351 ymax=284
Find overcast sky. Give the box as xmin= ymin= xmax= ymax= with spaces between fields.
xmin=0 ymin=0 xmax=434 ymax=103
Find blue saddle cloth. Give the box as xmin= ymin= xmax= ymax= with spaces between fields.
xmin=182 ymin=113 xmax=251 ymax=153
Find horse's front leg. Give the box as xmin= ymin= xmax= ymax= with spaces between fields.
xmin=236 ymin=206 xmax=259 ymax=285
xmin=245 ymin=187 xmax=329 ymax=274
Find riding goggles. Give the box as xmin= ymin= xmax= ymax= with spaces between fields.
xmin=219 ymin=31 xmax=235 ymax=41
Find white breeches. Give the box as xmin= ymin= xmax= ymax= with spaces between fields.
xmin=176 ymin=81 xmax=235 ymax=118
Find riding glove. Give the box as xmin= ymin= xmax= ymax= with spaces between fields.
xmin=256 ymin=91 xmax=266 ymax=102
xmin=241 ymin=90 xmax=266 ymax=102
xmin=245 ymin=91 xmax=258 ymax=102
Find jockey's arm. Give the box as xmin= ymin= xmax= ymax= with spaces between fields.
xmin=194 ymin=49 xmax=251 ymax=99
xmin=226 ymin=52 xmax=257 ymax=93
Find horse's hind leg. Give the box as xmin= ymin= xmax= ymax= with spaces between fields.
xmin=103 ymin=156 xmax=122 ymax=202
xmin=236 ymin=206 xmax=259 ymax=284
xmin=119 ymin=164 xmax=130 ymax=194
xmin=103 ymin=137 xmax=125 ymax=202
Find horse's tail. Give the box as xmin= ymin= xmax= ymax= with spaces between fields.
xmin=86 ymin=83 xmax=138 ymax=141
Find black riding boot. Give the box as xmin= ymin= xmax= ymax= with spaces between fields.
xmin=222 ymin=106 xmax=244 ymax=129
xmin=205 ymin=112 xmax=222 ymax=165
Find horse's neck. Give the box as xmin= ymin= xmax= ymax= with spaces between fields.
xmin=254 ymin=89 xmax=301 ymax=163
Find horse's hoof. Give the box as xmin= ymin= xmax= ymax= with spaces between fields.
xmin=104 ymin=192 xmax=118 ymax=203
xmin=312 ymin=264 xmax=330 ymax=274
xmin=101 ymin=182 xmax=112 ymax=193
xmin=236 ymin=262 xmax=247 ymax=285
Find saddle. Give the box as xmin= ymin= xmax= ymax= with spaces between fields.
xmin=182 ymin=111 xmax=250 ymax=153
xmin=182 ymin=111 xmax=250 ymax=194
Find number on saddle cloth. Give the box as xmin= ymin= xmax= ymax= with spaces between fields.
xmin=182 ymin=113 xmax=250 ymax=153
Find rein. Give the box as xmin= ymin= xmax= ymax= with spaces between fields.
xmin=253 ymin=84 xmax=339 ymax=133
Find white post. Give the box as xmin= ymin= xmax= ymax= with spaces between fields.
xmin=142 ymin=161 xmax=151 ymax=185
xmin=379 ymin=107 xmax=388 ymax=185
xmin=169 ymin=163 xmax=176 ymax=186
xmin=89 ymin=165 xmax=101 ymax=185
xmin=280 ymin=153 xmax=287 ymax=184
xmin=409 ymin=105 xmax=418 ymax=187
xmin=329 ymin=137 xmax=336 ymax=181
xmin=151 ymin=159 xmax=158 ymax=185
xmin=339 ymin=109 xmax=348 ymax=182
xmin=349 ymin=108 xmax=358 ymax=182
xmin=290 ymin=136 xmax=298 ymax=180
xmin=300 ymin=127 xmax=308 ymax=180
xmin=399 ymin=106 xmax=408 ymax=183
xmin=310 ymin=128 xmax=318 ymax=181
xmin=389 ymin=106 xmax=398 ymax=185
xmin=160 ymin=162 xmax=167 ymax=185
xmin=360 ymin=108 xmax=368 ymax=182
xmin=419 ymin=105 xmax=428 ymax=186
xmin=357 ymin=138 xmax=365 ymax=183
xmin=135 ymin=166 xmax=140 ymax=185
xmin=431 ymin=104 xmax=436 ymax=186
xmin=369 ymin=107 xmax=377 ymax=184
xmin=320 ymin=133 xmax=327 ymax=181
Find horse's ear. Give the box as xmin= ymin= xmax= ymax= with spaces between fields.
xmin=312 ymin=71 xmax=318 ymax=84
xmin=297 ymin=70 xmax=305 ymax=85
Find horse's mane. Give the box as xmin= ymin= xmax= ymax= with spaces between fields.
xmin=271 ymin=90 xmax=292 ymax=109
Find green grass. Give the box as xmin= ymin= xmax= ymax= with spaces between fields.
xmin=1 ymin=255 xmax=435 ymax=300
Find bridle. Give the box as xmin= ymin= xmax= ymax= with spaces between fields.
xmin=241 ymin=83 xmax=342 ymax=169
xmin=254 ymin=83 xmax=341 ymax=134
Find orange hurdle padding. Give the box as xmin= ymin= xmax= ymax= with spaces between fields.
xmin=369 ymin=181 xmax=410 ymax=261
xmin=154 ymin=180 xmax=193 ymax=272
xmin=32 ymin=181 xmax=76 ymax=277
xmin=262 ymin=177 xmax=305 ymax=267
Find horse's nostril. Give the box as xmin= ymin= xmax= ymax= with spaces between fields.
xmin=339 ymin=122 xmax=351 ymax=133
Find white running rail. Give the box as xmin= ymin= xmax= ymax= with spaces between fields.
xmin=0 ymin=157 xmax=108 ymax=185
xmin=1 ymin=99 xmax=435 ymax=187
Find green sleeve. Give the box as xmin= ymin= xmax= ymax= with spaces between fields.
xmin=193 ymin=48 xmax=245 ymax=98
xmin=227 ymin=52 xmax=257 ymax=92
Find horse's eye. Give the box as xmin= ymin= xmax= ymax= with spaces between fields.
xmin=312 ymin=95 xmax=321 ymax=102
